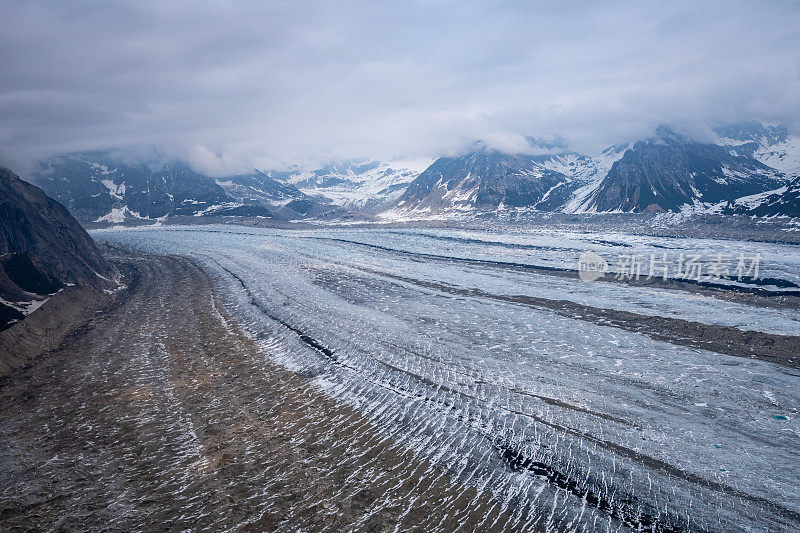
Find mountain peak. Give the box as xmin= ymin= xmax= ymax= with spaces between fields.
xmin=652 ymin=125 xmax=691 ymax=144
xmin=469 ymin=134 xmax=568 ymax=156
xmin=524 ymin=135 xmax=568 ymax=152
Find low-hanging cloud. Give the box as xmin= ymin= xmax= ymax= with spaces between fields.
xmin=1 ymin=0 xmax=799 ymax=174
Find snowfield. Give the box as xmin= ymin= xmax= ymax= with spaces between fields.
xmin=94 ymin=224 xmax=800 ymax=532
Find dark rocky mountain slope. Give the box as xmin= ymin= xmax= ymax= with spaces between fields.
xmin=0 ymin=168 xmax=112 ymax=329
xmin=34 ymin=152 xmax=277 ymax=223
xmin=387 ymin=123 xmax=798 ymax=218
xmin=729 ymin=176 xmax=800 ymax=218
xmin=32 ymin=152 xmax=348 ymax=223
xmin=583 ymin=127 xmax=786 ymax=213
xmin=212 ymin=170 xmax=334 ymax=218
xmin=394 ymin=150 xmax=568 ymax=213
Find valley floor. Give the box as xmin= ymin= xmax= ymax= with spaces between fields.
xmin=0 ymin=253 xmax=511 ymax=532
xmin=3 ymin=223 xmax=800 ymax=532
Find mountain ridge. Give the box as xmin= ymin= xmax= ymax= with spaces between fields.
xmin=14 ymin=121 xmax=800 ymax=224
xmin=387 ymin=122 xmax=799 ymax=218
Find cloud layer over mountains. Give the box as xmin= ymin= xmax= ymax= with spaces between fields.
xmin=1 ymin=0 xmax=799 ymax=174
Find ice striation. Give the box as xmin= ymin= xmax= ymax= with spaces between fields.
xmin=94 ymin=224 xmax=800 ymax=532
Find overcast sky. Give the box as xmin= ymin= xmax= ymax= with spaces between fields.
xmin=1 ymin=0 xmax=799 ymax=174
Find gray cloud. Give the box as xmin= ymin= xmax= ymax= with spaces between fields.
xmin=1 ymin=0 xmax=799 ymax=173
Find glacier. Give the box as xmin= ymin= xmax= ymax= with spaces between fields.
xmin=94 ymin=224 xmax=800 ymax=532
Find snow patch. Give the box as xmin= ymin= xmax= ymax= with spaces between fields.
xmin=99 ymin=179 xmax=126 ymax=199
xmin=95 ymin=206 xmax=150 ymax=224
xmin=0 ymin=295 xmax=52 ymax=316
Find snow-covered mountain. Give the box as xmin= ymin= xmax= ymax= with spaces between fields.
xmin=729 ymin=176 xmax=800 ymax=218
xmin=384 ymin=139 xmax=629 ymax=218
xmin=577 ymin=126 xmax=787 ymax=213
xmin=33 ymin=152 xmax=276 ymax=224
xmin=387 ymin=123 xmax=798 ymax=219
xmin=212 ymin=171 xmax=335 ymax=218
xmin=389 ymin=152 xmax=565 ymax=216
xmin=271 ymin=158 xmax=431 ymax=211
xmin=715 ymin=120 xmax=800 ymax=177
xmin=712 ymin=120 xmax=800 ymax=217
xmin=27 ymin=152 xmax=421 ymax=224
xmin=540 ymin=144 xmax=630 ymax=212
xmin=21 ymin=122 xmax=800 ymax=224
